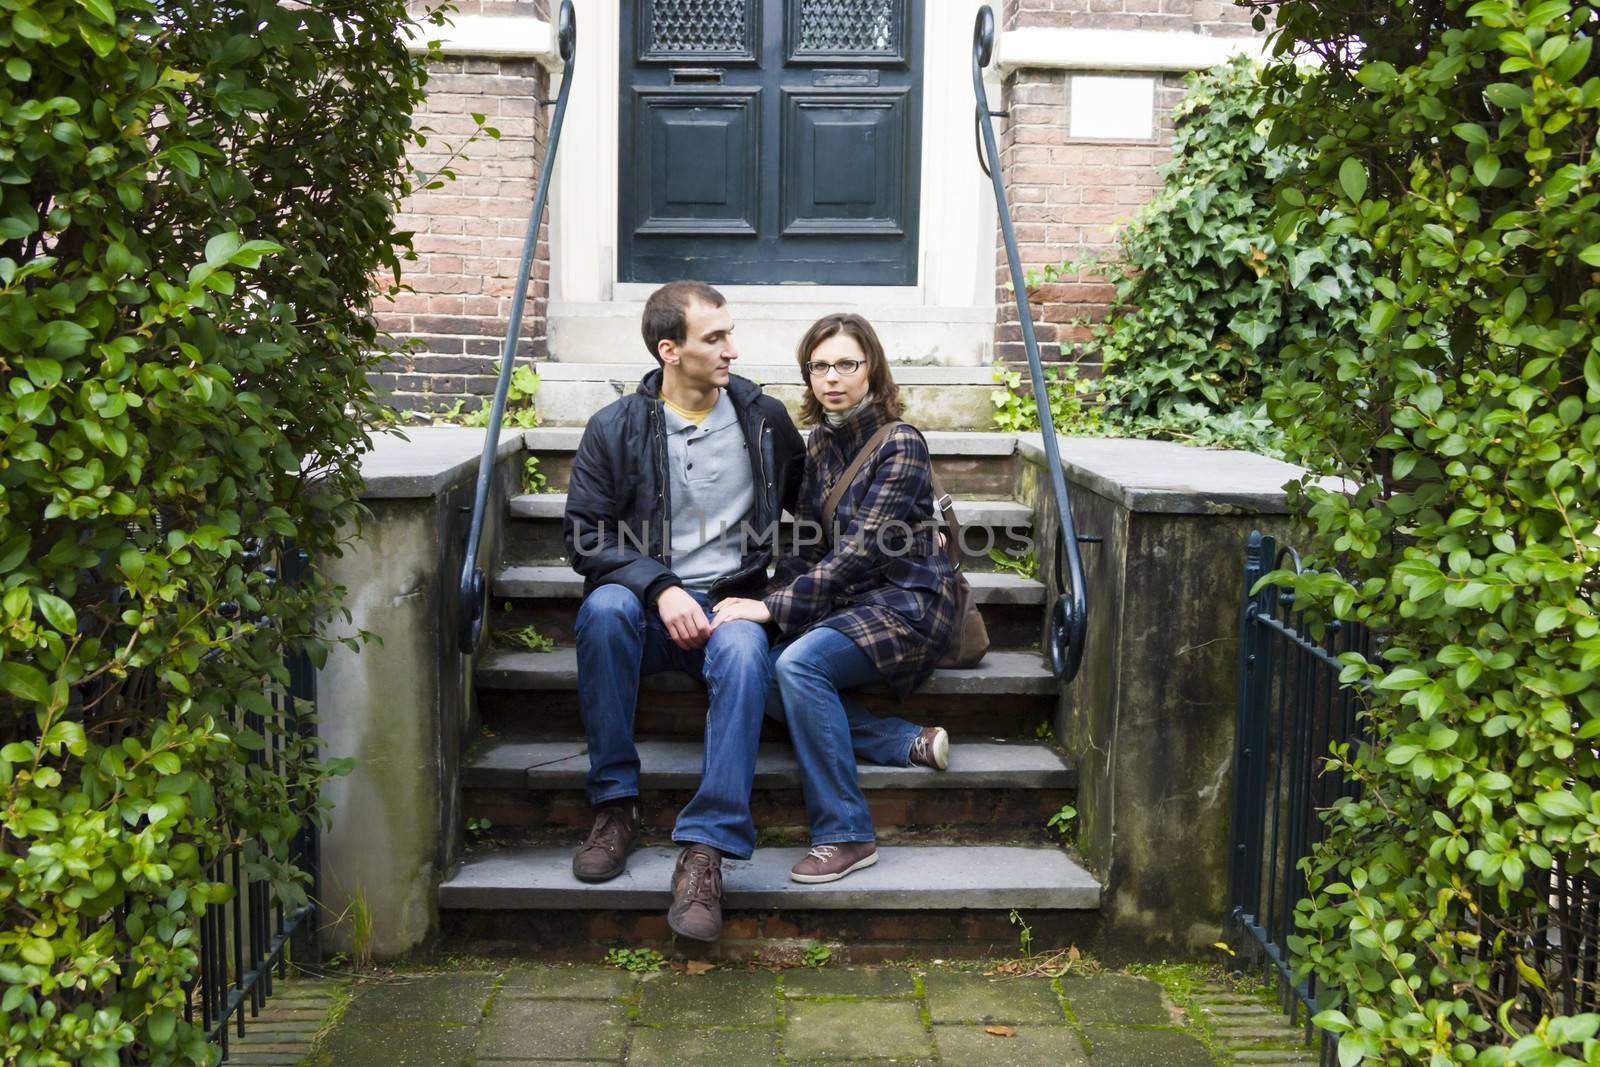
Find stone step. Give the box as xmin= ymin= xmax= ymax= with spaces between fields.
xmin=466 ymin=739 xmax=1073 ymax=791
xmin=477 ymin=647 xmax=1055 ymax=697
xmin=491 ymin=564 xmax=1046 ymax=606
xmin=503 ymin=493 xmax=1037 ymax=573
xmin=463 ymin=740 xmax=1077 ymax=834
xmin=487 ymin=565 xmax=1049 ymax=649
xmin=508 ymin=492 xmax=1033 ymax=528
xmin=473 ymin=647 xmax=1059 ymax=742
xmin=532 ymin=362 xmax=1001 ymax=431
xmin=438 ymin=845 xmax=1100 ymax=912
xmin=521 ymin=428 xmax=1022 ymax=498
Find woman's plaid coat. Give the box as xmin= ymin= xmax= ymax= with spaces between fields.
xmin=762 ymin=404 xmax=959 ymax=698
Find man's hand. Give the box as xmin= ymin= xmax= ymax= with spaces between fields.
xmin=657 ymin=586 xmax=711 ymax=651
xmin=711 ymin=597 xmax=772 ymax=630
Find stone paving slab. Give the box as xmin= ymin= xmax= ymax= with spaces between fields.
xmin=934 ymin=1024 xmax=1092 ymax=1067
xmin=785 ymin=999 xmax=931 ymax=1061
xmin=923 ymin=974 xmax=1066 ymax=1025
xmin=476 ymin=998 xmax=628 ymax=1060
xmin=269 ymin=964 xmax=1246 ymax=1066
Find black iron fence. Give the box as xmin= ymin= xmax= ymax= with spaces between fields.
xmin=189 ymin=543 xmax=321 ymax=1061
xmin=1227 ymin=530 xmax=1368 ymax=1062
xmin=1229 ymin=530 xmax=1600 ymax=1058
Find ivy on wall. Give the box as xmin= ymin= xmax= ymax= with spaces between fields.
xmin=1257 ymin=0 xmax=1600 ymax=1060
xmin=1011 ymin=57 xmax=1375 ymax=455
xmin=0 ymin=0 xmax=437 ymax=1061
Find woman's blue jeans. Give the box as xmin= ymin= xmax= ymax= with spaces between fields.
xmin=575 ymin=584 xmax=770 ymax=860
xmin=767 ymin=625 xmax=923 ymax=845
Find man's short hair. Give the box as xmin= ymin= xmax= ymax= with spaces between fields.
xmin=641 ymin=281 xmax=726 ymax=365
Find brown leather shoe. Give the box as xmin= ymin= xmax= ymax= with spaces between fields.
xmin=908 ymin=726 xmax=949 ymax=770
xmin=572 ymin=801 xmax=640 ymax=883
xmin=790 ymin=840 xmax=878 ymax=884
xmin=667 ymin=845 xmax=723 ymax=942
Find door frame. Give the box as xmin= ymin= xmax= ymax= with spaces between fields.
xmin=548 ymin=0 xmax=998 ymax=309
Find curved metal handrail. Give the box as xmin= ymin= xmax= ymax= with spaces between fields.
xmin=971 ymin=5 xmax=1088 ymax=683
xmin=458 ymin=0 xmax=576 ymax=652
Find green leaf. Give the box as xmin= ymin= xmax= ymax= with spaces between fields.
xmin=18 ymin=938 xmax=55 ymax=966
xmin=76 ymin=0 xmax=116 ymax=25
xmin=34 ymin=592 xmax=75 ymax=634
xmin=148 ymin=1008 xmax=176 ymax=1046
xmin=1339 ymin=157 xmax=1368 ymax=202
xmin=0 ymin=661 xmax=49 ymax=704
xmin=1473 ymin=153 xmax=1500 ymax=186
xmin=1579 ymin=244 xmax=1600 ymax=267
xmin=1485 ymin=82 xmax=1532 ymax=108
xmin=5 ymin=57 xmax=30 ymax=80
xmin=1536 ymin=790 xmax=1586 ymax=818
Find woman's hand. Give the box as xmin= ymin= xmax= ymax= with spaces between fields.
xmin=711 ymin=597 xmax=772 ymax=629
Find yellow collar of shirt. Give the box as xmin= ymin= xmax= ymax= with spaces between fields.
xmin=662 ymin=395 xmax=717 ymax=426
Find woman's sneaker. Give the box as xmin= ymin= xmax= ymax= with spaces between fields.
xmin=908 ymin=726 xmax=949 ymax=771
xmin=790 ymin=841 xmax=878 ymax=883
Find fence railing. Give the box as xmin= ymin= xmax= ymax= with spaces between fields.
xmin=188 ymin=543 xmax=321 ymax=1061
xmin=1227 ymin=530 xmax=1368 ymax=1062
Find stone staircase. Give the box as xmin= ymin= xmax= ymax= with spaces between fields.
xmin=438 ymin=427 xmax=1104 ymax=960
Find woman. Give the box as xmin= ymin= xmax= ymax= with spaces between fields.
xmin=711 ymin=313 xmax=959 ymax=884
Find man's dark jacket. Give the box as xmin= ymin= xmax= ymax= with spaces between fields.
xmin=563 ymin=369 xmax=805 ymax=606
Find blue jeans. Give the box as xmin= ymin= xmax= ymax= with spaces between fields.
xmin=574 ymin=584 xmax=771 ymax=860
xmin=767 ymin=625 xmax=923 ymax=844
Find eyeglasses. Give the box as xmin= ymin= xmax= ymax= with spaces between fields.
xmin=805 ymin=359 xmax=865 ymax=378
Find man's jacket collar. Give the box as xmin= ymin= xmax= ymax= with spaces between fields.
xmin=634 ymin=367 xmax=763 ymax=408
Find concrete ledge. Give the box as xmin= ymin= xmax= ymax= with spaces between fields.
xmin=997 ymin=27 xmax=1266 ymax=74
xmin=465 ymin=739 xmax=1075 ymax=791
xmin=492 ymin=565 xmax=1045 ymax=606
xmin=1016 ymin=435 xmax=1299 ymax=515
xmin=438 ymin=845 xmax=1102 ymax=910
xmin=403 ymin=15 xmax=563 ymax=69
xmin=478 ymin=647 xmax=1056 ymax=696
xmin=534 ymin=361 xmax=997 ymax=385
xmin=357 ymin=427 xmax=524 ymax=500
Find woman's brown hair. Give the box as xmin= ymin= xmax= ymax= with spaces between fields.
xmin=794 ymin=313 xmax=904 ymax=427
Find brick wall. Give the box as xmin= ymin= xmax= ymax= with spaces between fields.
xmin=994 ymin=0 xmax=1258 ymax=366
xmin=374 ymin=3 xmax=553 ymax=414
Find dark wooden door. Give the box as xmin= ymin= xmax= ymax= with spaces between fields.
xmin=620 ymin=0 xmax=924 ymax=286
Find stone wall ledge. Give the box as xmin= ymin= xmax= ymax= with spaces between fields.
xmin=402 ymin=14 xmax=561 ymax=68
xmin=357 ymin=427 xmax=524 ymax=500
xmin=997 ymin=26 xmax=1266 ymax=74
xmin=1017 ymin=434 xmax=1306 ymax=516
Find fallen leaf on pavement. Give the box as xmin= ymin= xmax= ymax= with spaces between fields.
xmin=684 ymin=960 xmax=714 ymax=975
xmin=985 ymin=1026 xmax=1018 ymax=1038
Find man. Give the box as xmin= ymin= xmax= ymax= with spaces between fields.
xmin=562 ymin=280 xmax=805 ymax=941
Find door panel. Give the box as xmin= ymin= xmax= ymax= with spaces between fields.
xmin=781 ymin=90 xmax=908 ymax=236
xmin=620 ymin=0 xmax=922 ymax=286
xmin=633 ymin=91 xmax=761 ymax=237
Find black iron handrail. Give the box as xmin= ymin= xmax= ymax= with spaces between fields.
xmin=970 ymin=6 xmax=1088 ymax=682
xmin=459 ymin=0 xmax=576 ymax=652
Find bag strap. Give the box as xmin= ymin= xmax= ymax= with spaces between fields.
xmin=820 ymin=421 xmax=904 ymax=533
xmin=929 ymin=472 xmax=965 ymax=572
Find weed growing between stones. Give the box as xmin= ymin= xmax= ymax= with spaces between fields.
xmin=495 ymin=619 xmax=556 ymax=653
xmin=803 ymin=942 xmax=833 ymax=969
xmin=523 ymin=455 xmax=549 ymax=494
xmin=1046 ymin=803 xmax=1078 ymax=843
xmin=605 ymin=947 xmax=666 ymax=974
xmin=989 ymin=547 xmax=1040 ymax=579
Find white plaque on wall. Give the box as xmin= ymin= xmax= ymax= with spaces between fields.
xmin=1068 ymin=74 xmax=1157 ymax=141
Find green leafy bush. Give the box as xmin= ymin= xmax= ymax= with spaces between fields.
xmin=0 ymin=0 xmax=435 ymax=1061
xmin=1019 ymin=57 xmax=1374 ymax=455
xmin=1257 ymin=0 xmax=1600 ymax=1061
